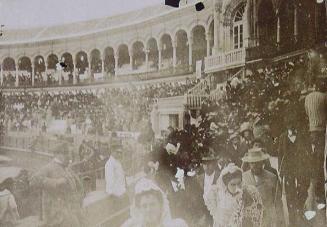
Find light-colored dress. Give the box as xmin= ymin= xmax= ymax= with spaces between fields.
xmin=204 ymin=165 xmax=263 ymax=227
xmin=121 ymin=178 xmax=188 ymax=227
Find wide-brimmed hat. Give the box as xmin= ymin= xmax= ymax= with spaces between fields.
xmin=242 ymin=148 xmax=269 ymax=163
xmin=229 ymin=132 xmax=239 ymax=141
xmin=240 ymin=122 xmax=252 ymax=134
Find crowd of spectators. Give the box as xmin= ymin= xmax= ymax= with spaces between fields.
xmin=2 ymin=79 xmax=198 ymax=135
xmin=2 ymin=72 xmax=16 ymax=87
xmin=18 ymin=73 xmax=32 ymax=87
xmin=148 ymin=55 xmax=327 ymax=226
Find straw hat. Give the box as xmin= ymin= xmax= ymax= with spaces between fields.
xmin=242 ymin=148 xmax=269 ymax=163
xmin=240 ymin=122 xmax=252 ymax=134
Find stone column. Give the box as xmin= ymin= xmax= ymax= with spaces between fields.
xmin=145 ymin=50 xmax=149 ymax=71
xmin=101 ymin=59 xmax=105 ymax=74
xmin=158 ymin=49 xmax=162 ymax=70
xmin=276 ymin=9 xmax=281 ymax=48
xmin=88 ymin=60 xmax=91 ymax=78
xmin=172 ymin=41 xmax=177 ymax=71
xmin=244 ymin=0 xmax=250 ymax=48
xmin=178 ymin=111 xmax=184 ymax=130
xmin=59 ymin=70 xmax=62 ymax=85
xmin=0 ymin=64 xmax=3 ymax=86
xmin=114 ymin=54 xmax=119 ymax=76
xmin=31 ymin=65 xmax=35 ymax=86
xmin=206 ymin=32 xmax=212 ymax=56
xmin=253 ymin=0 xmax=258 ymax=45
xmin=129 ymin=51 xmax=133 ymax=71
xmin=294 ymin=2 xmax=298 ymax=42
xmin=73 ymin=60 xmax=77 ymax=85
xmin=188 ymin=36 xmax=193 ymax=71
xmin=213 ymin=0 xmax=221 ymax=54
xmin=15 ymin=64 xmax=19 ymax=87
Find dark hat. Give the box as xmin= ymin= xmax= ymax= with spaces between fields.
xmin=202 ymin=147 xmax=220 ymax=161
xmin=110 ymin=139 xmax=123 ymax=152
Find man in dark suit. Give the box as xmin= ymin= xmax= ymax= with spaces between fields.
xmin=196 ymin=148 xmax=226 ymax=227
xmin=31 ymin=141 xmax=85 ymax=227
xmin=277 ymin=116 xmax=311 ymax=227
xmin=227 ymin=132 xmax=248 ymax=167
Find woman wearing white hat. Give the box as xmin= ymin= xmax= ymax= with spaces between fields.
xmin=204 ymin=163 xmax=263 ymax=227
xmin=122 ymin=178 xmax=188 ymax=227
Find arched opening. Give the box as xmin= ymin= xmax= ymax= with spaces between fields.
xmin=18 ymin=56 xmax=32 ymax=86
xmin=297 ymin=0 xmax=319 ymax=47
xmin=146 ymin=38 xmax=159 ymax=70
xmin=132 ymin=41 xmax=145 ymax=70
xmin=258 ymin=0 xmax=276 ymax=47
xmin=192 ymin=25 xmax=206 ymax=67
xmin=104 ymin=47 xmax=115 ymax=77
xmin=2 ymin=57 xmax=16 ymax=87
xmin=46 ymin=54 xmax=59 ymax=85
xmin=279 ymin=0 xmax=294 ymax=48
xmin=61 ymin=52 xmax=74 ymax=84
xmin=232 ymin=3 xmax=246 ymax=49
xmin=117 ymin=44 xmax=130 ymax=70
xmin=176 ymin=30 xmax=188 ymax=66
xmin=47 ymin=54 xmax=58 ymax=70
xmin=75 ymin=51 xmax=88 ymax=74
xmin=75 ymin=51 xmax=89 ymax=83
xmin=90 ymin=49 xmax=102 ymax=74
xmin=34 ymin=55 xmax=46 ymax=85
xmin=160 ymin=34 xmax=173 ymax=69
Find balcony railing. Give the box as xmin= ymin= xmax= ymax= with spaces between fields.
xmin=245 ymin=42 xmax=310 ymax=62
xmin=0 ymin=64 xmax=193 ymax=89
xmin=204 ymin=48 xmax=246 ymax=73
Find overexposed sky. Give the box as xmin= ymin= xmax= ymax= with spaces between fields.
xmin=0 ymin=0 xmax=164 ymax=29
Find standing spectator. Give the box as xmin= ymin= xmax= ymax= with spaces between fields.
xmin=122 ymin=178 xmax=188 ymax=227
xmin=305 ymin=77 xmax=327 ymax=152
xmin=278 ymin=114 xmax=313 ymax=226
xmin=196 ymin=149 xmax=221 ymax=226
xmin=0 ymin=177 xmax=20 ymax=227
xmin=30 ymin=141 xmax=85 ymax=227
xmin=104 ymin=143 xmax=126 ymax=197
xmin=304 ymin=77 xmax=327 ymax=215
xmin=226 ymin=133 xmax=247 ymax=167
xmin=204 ymin=163 xmax=263 ymax=227
xmin=242 ymin=148 xmax=285 ymax=227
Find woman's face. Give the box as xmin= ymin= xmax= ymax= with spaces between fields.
xmin=227 ymin=178 xmax=242 ymax=195
xmin=139 ymin=193 xmax=162 ymax=225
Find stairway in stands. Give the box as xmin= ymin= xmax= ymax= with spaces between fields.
xmin=185 ymin=69 xmax=244 ymax=109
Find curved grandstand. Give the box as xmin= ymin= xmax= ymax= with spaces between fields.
xmin=0 ymin=0 xmax=327 ymax=226
xmin=0 ymin=2 xmax=213 ymax=88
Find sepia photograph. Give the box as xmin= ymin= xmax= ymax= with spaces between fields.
xmin=0 ymin=0 xmax=326 ymax=226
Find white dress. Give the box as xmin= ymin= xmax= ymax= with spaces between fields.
xmin=121 ymin=178 xmax=188 ymax=227
xmin=204 ymin=165 xmax=263 ymax=227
